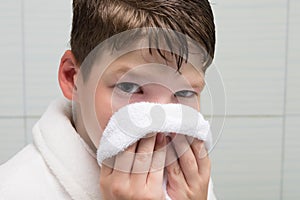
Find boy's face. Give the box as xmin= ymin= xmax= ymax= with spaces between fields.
xmin=76 ymin=49 xmax=205 ymax=148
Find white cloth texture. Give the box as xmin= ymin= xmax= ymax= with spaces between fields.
xmin=0 ymin=98 xmax=101 ymax=200
xmin=0 ymin=98 xmax=217 ymax=200
xmin=97 ymin=102 xmax=214 ymax=200
xmin=97 ymin=102 xmax=213 ymax=163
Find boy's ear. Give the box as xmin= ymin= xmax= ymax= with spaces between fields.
xmin=58 ymin=50 xmax=80 ymax=101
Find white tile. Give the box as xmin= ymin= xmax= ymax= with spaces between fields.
xmin=282 ymin=116 xmax=300 ymax=199
xmin=200 ymin=64 xmax=227 ymax=117
xmin=286 ymin=0 xmax=300 ymax=115
xmin=25 ymin=117 xmax=39 ymax=144
xmin=24 ymin=0 xmax=71 ymax=115
xmin=210 ymin=117 xmax=282 ymax=200
xmin=207 ymin=0 xmax=287 ymax=115
xmin=0 ymin=0 xmax=23 ymax=116
xmin=0 ymin=118 xmax=25 ymax=164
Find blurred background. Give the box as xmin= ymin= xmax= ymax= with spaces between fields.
xmin=0 ymin=0 xmax=299 ymax=199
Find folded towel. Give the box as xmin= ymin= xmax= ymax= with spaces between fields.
xmin=97 ymin=102 xmax=212 ymax=163
xmin=96 ymin=102 xmax=212 ymax=199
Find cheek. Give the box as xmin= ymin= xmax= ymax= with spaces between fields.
xmin=197 ymin=96 xmax=201 ymax=111
xmin=94 ymin=83 xmax=136 ymax=132
xmin=94 ymin=85 xmax=114 ymax=132
xmin=176 ymin=96 xmax=200 ymax=111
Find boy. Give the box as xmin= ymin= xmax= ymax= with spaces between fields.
xmin=0 ymin=0 xmax=216 ymax=199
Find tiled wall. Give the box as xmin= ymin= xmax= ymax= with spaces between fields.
xmin=0 ymin=0 xmax=71 ymax=161
xmin=206 ymin=0 xmax=300 ymax=199
xmin=0 ymin=1 xmax=299 ymax=199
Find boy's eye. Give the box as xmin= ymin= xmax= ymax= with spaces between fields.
xmin=174 ymin=90 xmax=197 ymax=98
xmin=116 ymin=82 xmax=142 ymax=94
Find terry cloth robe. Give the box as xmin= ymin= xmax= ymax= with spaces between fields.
xmin=0 ymin=98 xmax=217 ymax=200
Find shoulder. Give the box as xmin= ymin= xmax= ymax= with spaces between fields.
xmin=208 ymin=177 xmax=218 ymax=200
xmin=0 ymin=144 xmax=70 ymax=199
xmin=1 ymin=144 xmax=39 ymax=168
xmin=0 ymin=144 xmax=38 ymax=179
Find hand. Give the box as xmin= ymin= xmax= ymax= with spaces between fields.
xmin=166 ymin=134 xmax=210 ymax=200
xmin=99 ymin=133 xmax=167 ymax=200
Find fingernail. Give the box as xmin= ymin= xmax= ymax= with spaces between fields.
xmin=166 ymin=136 xmax=172 ymax=144
xmin=156 ymin=133 xmax=165 ymax=144
xmin=199 ymin=142 xmax=208 ymax=159
xmin=170 ymin=132 xmax=176 ymax=138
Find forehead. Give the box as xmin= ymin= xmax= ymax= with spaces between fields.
xmin=105 ymin=49 xmax=204 ymax=75
xmin=101 ymin=49 xmax=205 ymax=88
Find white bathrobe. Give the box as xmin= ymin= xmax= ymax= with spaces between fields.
xmin=0 ymin=98 xmax=217 ymax=200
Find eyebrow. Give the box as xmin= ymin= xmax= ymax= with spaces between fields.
xmin=107 ymin=66 xmax=139 ymax=79
xmin=112 ymin=66 xmax=131 ymax=76
xmin=107 ymin=64 xmax=204 ymax=89
xmin=105 ymin=65 xmax=149 ymax=84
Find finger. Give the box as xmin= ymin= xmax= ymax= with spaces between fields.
xmin=170 ymin=134 xmax=199 ymax=187
xmin=165 ymin=137 xmax=187 ymax=190
xmin=190 ymin=139 xmax=211 ymax=176
xmin=131 ymin=133 xmax=156 ymax=185
xmin=113 ymin=142 xmax=137 ymax=179
xmin=101 ymin=156 xmax=115 ymax=176
xmin=147 ymin=133 xmax=166 ymax=187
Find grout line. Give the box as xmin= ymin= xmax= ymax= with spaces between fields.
xmin=1 ymin=114 xmax=300 ymax=119
xmin=0 ymin=116 xmax=41 ymax=119
xmin=21 ymin=0 xmax=28 ymax=145
xmin=203 ymin=114 xmax=284 ymax=118
xmin=280 ymin=0 xmax=290 ymax=199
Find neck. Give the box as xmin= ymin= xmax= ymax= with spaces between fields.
xmin=71 ymin=105 xmax=97 ymax=154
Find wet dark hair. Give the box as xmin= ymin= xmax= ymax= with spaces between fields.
xmin=71 ymin=0 xmax=215 ymax=77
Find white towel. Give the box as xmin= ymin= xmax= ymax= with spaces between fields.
xmin=96 ymin=102 xmax=213 ymax=199
xmin=97 ymin=102 xmax=212 ymax=163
